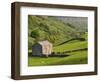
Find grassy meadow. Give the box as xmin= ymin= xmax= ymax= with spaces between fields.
xmin=28 ymin=40 xmax=88 ymax=66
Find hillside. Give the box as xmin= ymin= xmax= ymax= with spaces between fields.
xmin=56 ymin=16 xmax=88 ymax=32
xmin=28 ymin=15 xmax=86 ymax=50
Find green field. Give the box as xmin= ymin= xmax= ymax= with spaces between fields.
xmin=53 ymin=40 xmax=87 ymax=53
xmin=28 ymin=40 xmax=88 ymax=66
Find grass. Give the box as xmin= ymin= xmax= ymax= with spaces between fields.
xmin=28 ymin=50 xmax=87 ymax=66
xmin=28 ymin=40 xmax=88 ymax=66
xmin=53 ymin=40 xmax=87 ymax=53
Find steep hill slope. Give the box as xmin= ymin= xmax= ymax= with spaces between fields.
xmin=28 ymin=15 xmax=86 ymax=49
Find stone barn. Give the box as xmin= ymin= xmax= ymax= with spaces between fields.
xmin=32 ymin=40 xmax=53 ymax=57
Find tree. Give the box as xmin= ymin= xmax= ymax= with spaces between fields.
xmin=31 ymin=29 xmax=46 ymax=42
xmin=31 ymin=29 xmax=39 ymax=39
